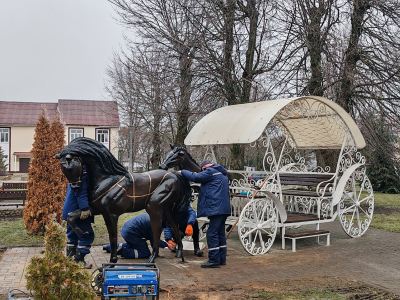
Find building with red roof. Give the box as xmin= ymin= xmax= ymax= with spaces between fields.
xmin=0 ymin=99 xmax=119 ymax=172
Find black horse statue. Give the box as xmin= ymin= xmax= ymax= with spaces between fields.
xmin=159 ymin=144 xmax=202 ymax=173
xmin=159 ymin=144 xmax=234 ymax=183
xmin=56 ymin=137 xmax=191 ymax=264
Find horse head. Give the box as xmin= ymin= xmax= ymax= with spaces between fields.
xmin=56 ymin=153 xmax=83 ymax=189
xmin=159 ymin=144 xmax=186 ymax=170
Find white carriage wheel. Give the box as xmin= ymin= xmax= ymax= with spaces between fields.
xmin=238 ymin=197 xmax=278 ymax=255
xmin=338 ymin=170 xmax=374 ymax=237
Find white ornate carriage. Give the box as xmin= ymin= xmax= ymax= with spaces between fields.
xmin=185 ymin=96 xmax=374 ymax=255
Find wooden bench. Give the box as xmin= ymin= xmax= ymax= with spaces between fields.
xmin=0 ymin=191 xmax=27 ymax=207
xmin=2 ymin=182 xmax=27 ymax=190
xmin=284 ymin=229 xmax=330 ymax=252
xmin=279 ymin=172 xmax=334 ymax=197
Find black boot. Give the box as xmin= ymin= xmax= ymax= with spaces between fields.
xmin=66 ymin=246 xmax=77 ymax=257
xmin=194 ymin=248 xmax=203 ymax=257
xmin=74 ymin=251 xmax=92 ymax=269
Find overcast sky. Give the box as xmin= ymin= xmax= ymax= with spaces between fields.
xmin=0 ymin=0 xmax=126 ymax=103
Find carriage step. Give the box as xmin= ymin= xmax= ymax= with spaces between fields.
xmin=284 ymin=213 xmax=319 ymax=223
xmin=284 ymin=230 xmax=330 ymax=252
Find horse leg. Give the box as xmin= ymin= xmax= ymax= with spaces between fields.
xmin=163 ymin=209 xmax=185 ymax=262
xmin=147 ymin=211 xmax=163 ymax=264
xmin=67 ymin=209 xmax=86 ymax=236
xmin=103 ymin=213 xmax=119 ymax=263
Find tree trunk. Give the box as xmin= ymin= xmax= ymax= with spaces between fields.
xmin=338 ymin=0 xmax=370 ymax=115
xmin=223 ymin=0 xmax=237 ymax=105
xmin=175 ymin=50 xmax=193 ymax=146
xmin=241 ymin=0 xmax=258 ymax=103
xmin=306 ymin=3 xmax=324 ymax=96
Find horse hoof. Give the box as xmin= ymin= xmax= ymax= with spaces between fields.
xmin=175 ymin=250 xmax=183 ymax=258
xmin=74 ymin=228 xmax=85 ymax=236
xmin=147 ymin=256 xmax=155 ymax=264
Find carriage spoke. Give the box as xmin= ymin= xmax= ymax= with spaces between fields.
xmin=258 ymin=230 xmax=266 ymax=252
xmin=260 ymin=228 xmax=273 ymax=236
xmin=359 ymin=194 xmax=373 ymax=204
xmin=259 ymin=219 xmax=273 ymax=228
xmin=340 ymin=204 xmax=356 ymax=215
xmin=241 ymin=219 xmax=258 ymax=229
xmin=349 ymin=208 xmax=356 ymax=230
xmin=356 ymin=207 xmax=361 ymax=231
xmin=241 ymin=226 xmax=259 ymax=239
xmin=356 ymin=180 xmax=365 ymax=202
xmin=358 ymin=206 xmax=372 ymax=220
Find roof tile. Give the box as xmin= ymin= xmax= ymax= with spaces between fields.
xmin=0 ymin=100 xmax=119 ymax=127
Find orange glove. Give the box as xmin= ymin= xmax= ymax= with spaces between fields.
xmin=168 ymin=240 xmax=177 ymax=247
xmin=185 ymin=224 xmax=193 ymax=236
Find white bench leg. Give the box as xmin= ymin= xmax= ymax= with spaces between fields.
xmin=282 ymin=227 xmax=285 ymax=250
xmin=326 ymin=234 xmax=330 ymax=246
xmin=292 ymin=238 xmax=296 ymax=252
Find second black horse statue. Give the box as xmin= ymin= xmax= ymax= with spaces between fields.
xmin=56 ymin=137 xmax=191 ymax=264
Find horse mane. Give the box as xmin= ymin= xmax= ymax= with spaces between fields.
xmin=59 ymin=137 xmax=128 ymax=176
xmin=171 ymin=171 xmax=192 ymax=215
xmin=174 ymin=147 xmax=200 ymax=167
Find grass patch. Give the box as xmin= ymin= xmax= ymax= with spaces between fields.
xmin=371 ymin=214 xmax=400 ymax=233
xmin=0 ymin=211 xmax=144 ymax=247
xmin=0 ymin=218 xmax=43 ymax=247
xmin=0 ymin=192 xmax=398 ymax=247
xmin=255 ymin=289 xmax=345 ymax=299
xmin=370 ymin=192 xmax=400 ymax=233
xmin=373 ymin=193 xmax=400 ymax=208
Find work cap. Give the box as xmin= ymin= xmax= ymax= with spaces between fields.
xmin=200 ymin=159 xmax=212 ymax=168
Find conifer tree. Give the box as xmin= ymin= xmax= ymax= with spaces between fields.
xmin=48 ymin=111 xmax=68 ymax=215
xmin=26 ymin=214 xmax=96 ymax=300
xmin=23 ymin=108 xmax=67 ymax=234
xmin=0 ymin=146 xmax=7 ymax=175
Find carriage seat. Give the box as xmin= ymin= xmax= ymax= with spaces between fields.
xmin=279 ymin=172 xmax=335 ymax=197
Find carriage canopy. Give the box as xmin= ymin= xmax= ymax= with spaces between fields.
xmin=185 ymin=96 xmax=366 ymax=149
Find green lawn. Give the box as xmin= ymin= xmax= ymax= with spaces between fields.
xmin=370 ymin=193 xmax=400 ymax=233
xmin=0 ymin=211 xmax=143 ymax=247
xmin=0 ymin=192 xmax=398 ymax=247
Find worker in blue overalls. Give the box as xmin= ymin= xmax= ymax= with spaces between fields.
xmin=180 ymin=160 xmax=231 ymax=268
xmin=62 ymin=166 xmax=94 ymax=269
xmin=164 ymin=205 xmax=203 ymax=257
xmin=103 ymin=213 xmax=173 ymax=259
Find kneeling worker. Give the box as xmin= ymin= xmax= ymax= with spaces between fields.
xmin=103 ymin=212 xmax=173 ymax=258
xmin=164 ymin=205 xmax=203 ymax=257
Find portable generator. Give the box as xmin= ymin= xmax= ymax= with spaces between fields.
xmin=91 ymin=263 xmax=160 ymax=300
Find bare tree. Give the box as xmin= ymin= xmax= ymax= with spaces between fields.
xmin=109 ymin=0 xmax=209 ymax=146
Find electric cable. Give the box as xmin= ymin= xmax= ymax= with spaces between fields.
xmin=7 ymin=289 xmax=33 ymax=300
xmin=160 ymin=287 xmax=171 ymax=300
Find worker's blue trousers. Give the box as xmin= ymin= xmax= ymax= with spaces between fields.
xmin=207 ymin=214 xmax=228 ymax=264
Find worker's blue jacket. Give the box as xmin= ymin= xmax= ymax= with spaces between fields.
xmin=62 ymin=169 xmax=94 ymax=223
xmin=121 ymin=213 xmax=168 ymax=249
xmin=164 ymin=205 xmax=197 ymax=242
xmin=181 ymin=164 xmax=231 ymax=218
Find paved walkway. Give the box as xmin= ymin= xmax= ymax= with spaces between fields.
xmin=1 ymin=221 xmax=399 ymax=296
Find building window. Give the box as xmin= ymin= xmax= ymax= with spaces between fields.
xmin=69 ymin=128 xmax=83 ymax=142
xmin=0 ymin=128 xmax=9 ymax=143
xmin=96 ymin=129 xmax=110 ymax=149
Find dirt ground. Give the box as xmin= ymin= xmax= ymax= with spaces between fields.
xmin=3 ymin=277 xmax=400 ymax=300
xmin=1 ymin=219 xmax=400 ymax=299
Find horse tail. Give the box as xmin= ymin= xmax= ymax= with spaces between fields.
xmin=171 ymin=171 xmax=192 ymax=215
